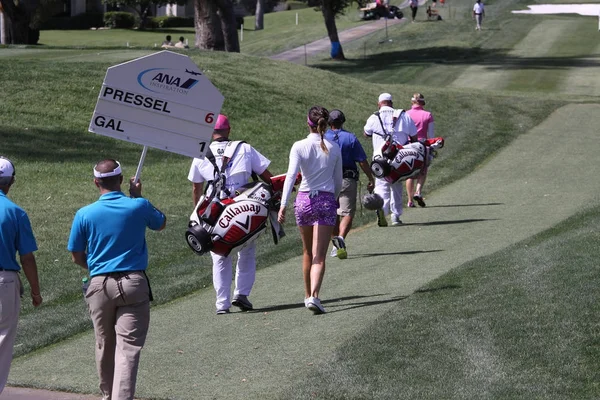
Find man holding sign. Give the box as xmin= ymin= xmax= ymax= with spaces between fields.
xmin=68 ymin=159 xmax=166 ymax=400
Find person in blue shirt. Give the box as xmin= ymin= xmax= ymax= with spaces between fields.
xmin=68 ymin=159 xmax=166 ymax=400
xmin=325 ymin=110 xmax=375 ymax=259
xmin=0 ymin=156 xmax=42 ymax=395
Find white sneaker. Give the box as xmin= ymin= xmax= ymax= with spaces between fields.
xmin=391 ymin=214 xmax=402 ymax=226
xmin=330 ymin=247 xmax=338 ymax=257
xmin=306 ymin=296 xmax=326 ymax=314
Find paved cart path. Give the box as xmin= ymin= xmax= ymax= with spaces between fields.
xmin=270 ymin=17 xmax=406 ymax=63
xmin=7 ymin=104 xmax=600 ymax=399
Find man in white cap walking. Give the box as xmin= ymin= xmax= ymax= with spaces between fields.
xmin=0 ymin=156 xmax=43 ymax=395
xmin=364 ymin=93 xmax=417 ymax=226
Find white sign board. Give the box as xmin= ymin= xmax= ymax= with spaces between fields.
xmin=88 ymin=50 xmax=224 ymax=159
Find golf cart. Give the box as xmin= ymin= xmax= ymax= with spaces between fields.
xmin=360 ymin=2 xmax=403 ymax=20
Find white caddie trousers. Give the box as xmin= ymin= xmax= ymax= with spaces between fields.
xmin=374 ymin=178 xmax=403 ymax=217
xmin=0 ymin=270 xmax=20 ymax=394
xmin=211 ymin=241 xmax=257 ymax=311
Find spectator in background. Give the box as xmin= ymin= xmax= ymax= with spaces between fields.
xmin=175 ymin=36 xmax=189 ymax=49
xmin=409 ymin=0 xmax=419 ymax=22
xmin=473 ymin=0 xmax=485 ymax=30
xmin=405 ymin=93 xmax=435 ymax=208
xmin=161 ymin=35 xmax=173 ymax=48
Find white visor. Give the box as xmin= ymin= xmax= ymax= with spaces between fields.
xmin=94 ymin=161 xmax=122 ymax=178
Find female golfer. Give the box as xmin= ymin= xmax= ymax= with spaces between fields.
xmin=278 ymin=106 xmax=342 ymax=314
xmin=405 ymin=93 xmax=435 ymax=208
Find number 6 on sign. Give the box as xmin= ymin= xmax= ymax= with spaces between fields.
xmin=205 ymin=113 xmax=214 ymax=124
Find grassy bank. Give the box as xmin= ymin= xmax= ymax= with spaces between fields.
xmin=0 ymin=49 xmax=562 ymax=356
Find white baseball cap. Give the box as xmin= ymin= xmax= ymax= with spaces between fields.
xmin=378 ymin=93 xmax=393 ymax=102
xmin=0 ymin=157 xmax=15 ymax=181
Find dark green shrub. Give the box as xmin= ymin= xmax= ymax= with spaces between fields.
xmin=41 ymin=12 xmax=105 ymax=30
xmin=104 ymin=12 xmax=136 ymax=29
xmin=150 ymin=16 xmax=195 ymax=28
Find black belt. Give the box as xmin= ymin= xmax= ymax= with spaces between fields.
xmin=0 ymin=268 xmax=17 ymax=271
xmin=475 ymin=13 xmax=482 ymax=15
xmin=343 ymin=169 xmax=359 ymax=180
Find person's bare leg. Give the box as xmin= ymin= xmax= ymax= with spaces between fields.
xmin=338 ymin=215 xmax=353 ymax=239
xmin=331 ymin=216 xmax=340 ymax=238
xmin=406 ymin=178 xmax=415 ymax=205
xmin=415 ymin=172 xmax=427 ymax=196
xmin=310 ymin=224 xmax=334 ymax=298
xmin=298 ymin=226 xmax=313 ymax=299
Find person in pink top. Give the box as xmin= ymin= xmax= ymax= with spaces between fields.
xmin=405 ymin=93 xmax=435 ymax=207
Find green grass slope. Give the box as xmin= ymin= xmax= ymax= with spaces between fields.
xmin=9 ymin=103 xmax=600 ymax=399
xmin=310 ymin=0 xmax=600 ymax=98
xmin=0 ymin=50 xmax=561 ymax=358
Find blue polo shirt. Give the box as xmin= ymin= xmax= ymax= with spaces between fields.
xmin=67 ymin=191 xmax=166 ymax=277
xmin=325 ymin=129 xmax=368 ymax=171
xmin=0 ymin=191 xmax=38 ymax=271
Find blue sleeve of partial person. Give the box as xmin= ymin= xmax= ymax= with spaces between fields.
xmin=67 ymin=211 xmax=86 ymax=253
xmin=352 ymin=136 xmax=368 ymax=163
xmin=144 ymin=199 xmax=166 ymax=230
xmin=17 ymin=210 xmax=38 ymax=255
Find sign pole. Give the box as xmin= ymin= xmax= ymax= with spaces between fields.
xmin=134 ymin=146 xmax=148 ymax=184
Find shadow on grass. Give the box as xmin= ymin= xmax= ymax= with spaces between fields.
xmin=325 ymin=294 xmax=408 ymax=313
xmin=414 ymin=284 xmax=461 ymax=294
xmin=255 ymin=293 xmax=393 ymax=313
xmin=349 ymin=249 xmax=443 ymax=259
xmin=427 ymin=202 xmax=504 ymax=208
xmin=315 ymin=46 xmax=600 ymax=74
xmin=403 ymin=218 xmax=498 ymax=227
xmin=0 ymin=125 xmax=187 ymax=164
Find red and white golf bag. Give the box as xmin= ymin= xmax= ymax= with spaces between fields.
xmin=369 ymin=109 xmax=444 ymax=184
xmin=185 ymin=141 xmax=301 ymax=257
xmin=370 ymin=137 xmax=444 ymax=184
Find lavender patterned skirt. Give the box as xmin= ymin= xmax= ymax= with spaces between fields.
xmin=294 ymin=191 xmax=337 ymax=226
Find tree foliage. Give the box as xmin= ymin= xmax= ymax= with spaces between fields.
xmin=102 ymin=0 xmax=187 ymax=29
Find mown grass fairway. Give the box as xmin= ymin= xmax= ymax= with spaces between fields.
xmin=35 ymin=5 xmax=368 ymax=56
xmin=3 ymin=0 xmax=600 ymax=398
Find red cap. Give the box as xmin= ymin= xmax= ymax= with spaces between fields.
xmin=215 ymin=114 xmax=230 ymax=130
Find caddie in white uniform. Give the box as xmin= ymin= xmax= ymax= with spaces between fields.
xmin=364 ymin=93 xmax=417 ymax=226
xmin=188 ymin=114 xmax=273 ymax=315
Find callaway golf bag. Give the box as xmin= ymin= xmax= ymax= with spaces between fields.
xmin=185 ymin=141 xmax=301 ymax=257
xmin=369 ymin=111 xmax=444 ymax=184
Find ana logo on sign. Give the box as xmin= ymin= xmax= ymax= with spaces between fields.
xmin=137 ymin=67 xmax=199 ymax=95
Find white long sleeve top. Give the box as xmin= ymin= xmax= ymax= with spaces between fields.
xmin=280 ymin=133 xmax=343 ymax=208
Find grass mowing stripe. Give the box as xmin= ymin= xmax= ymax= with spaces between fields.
xmin=9 ymin=104 xmax=600 ymax=398
xmin=280 ymin=205 xmax=600 ymax=399
xmin=1 ymin=50 xmax=562 ymax=358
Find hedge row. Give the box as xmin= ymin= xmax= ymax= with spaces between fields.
xmin=41 ymin=13 xmax=195 ymax=30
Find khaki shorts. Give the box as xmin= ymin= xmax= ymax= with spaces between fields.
xmin=337 ymin=178 xmax=358 ymax=217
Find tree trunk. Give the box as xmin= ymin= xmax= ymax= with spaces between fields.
xmin=194 ymin=0 xmax=224 ymax=50
xmin=255 ymin=0 xmax=264 ymax=30
xmin=216 ymin=0 xmax=239 ymax=52
xmin=321 ymin=0 xmax=345 ymax=60
xmin=0 ymin=0 xmax=38 ymax=44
